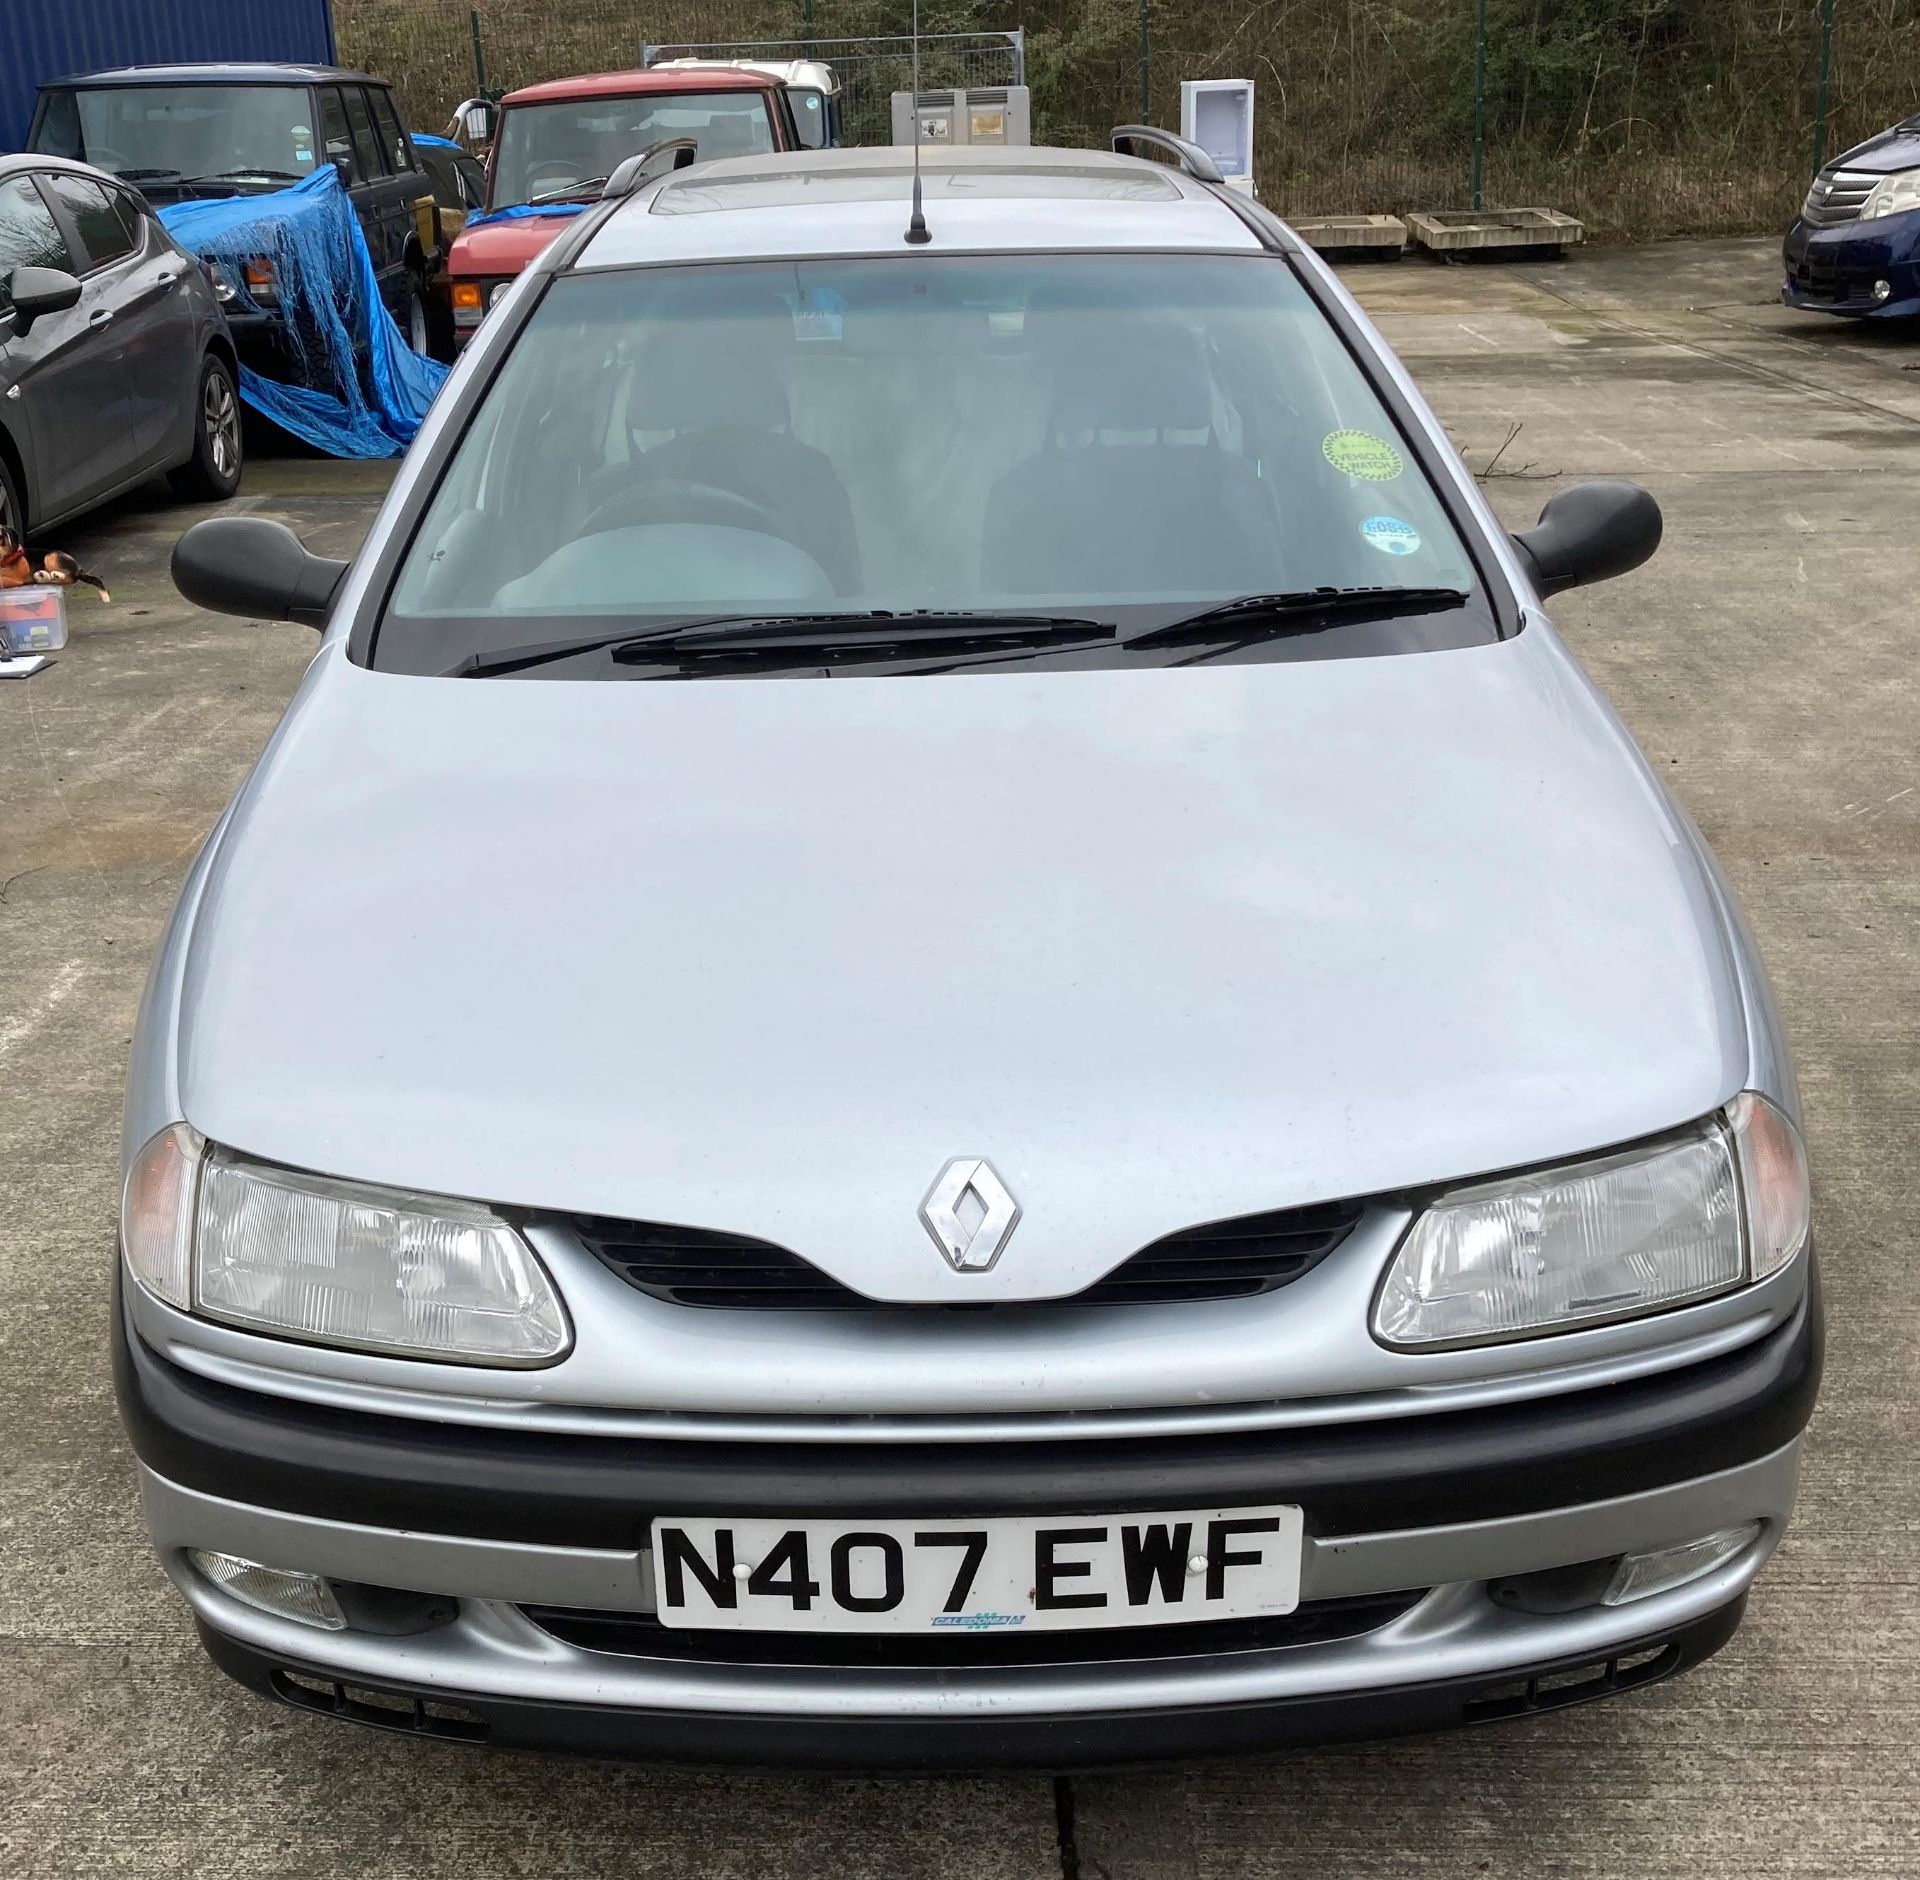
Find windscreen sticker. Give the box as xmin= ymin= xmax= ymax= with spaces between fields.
xmin=1360 ymin=516 xmax=1422 ymax=557
xmin=1322 ymin=428 xmax=1405 ymax=482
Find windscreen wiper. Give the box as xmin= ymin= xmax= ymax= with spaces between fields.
xmin=527 ymin=176 xmax=610 ymax=205
xmin=618 ymin=612 xmax=1112 ymax=661
xmin=1123 ymin=586 xmax=1471 ymax=650
xmin=110 ymin=166 xmax=185 ymax=181
xmin=450 ymin=612 xmax=1111 ymax=678
xmin=183 ymin=168 xmax=305 ymax=185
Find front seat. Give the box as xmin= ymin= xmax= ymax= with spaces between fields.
xmin=983 ymin=317 xmax=1274 ymax=598
xmin=590 ymin=298 xmax=860 ymax=595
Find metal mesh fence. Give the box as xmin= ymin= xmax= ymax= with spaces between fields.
xmin=334 ymin=0 xmax=1920 ymax=238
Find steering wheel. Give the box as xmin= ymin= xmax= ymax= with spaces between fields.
xmin=581 ymin=479 xmax=815 ymax=559
xmin=523 ymin=161 xmax=585 ymax=197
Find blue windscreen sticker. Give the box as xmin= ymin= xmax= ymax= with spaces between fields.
xmin=1360 ymin=516 xmax=1422 ymax=556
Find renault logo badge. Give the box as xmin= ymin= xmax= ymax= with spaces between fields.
xmin=920 ymin=1158 xmax=1020 ymax=1272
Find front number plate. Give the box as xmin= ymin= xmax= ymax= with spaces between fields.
xmin=649 ymin=1505 xmax=1303 ymax=1634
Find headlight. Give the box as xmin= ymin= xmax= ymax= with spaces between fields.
xmin=1374 ymin=1094 xmax=1808 ymax=1350
xmin=1863 ymin=168 xmax=1920 ymax=218
xmin=121 ymin=1132 xmax=570 ymax=1366
xmin=487 ymin=279 xmax=512 ymax=308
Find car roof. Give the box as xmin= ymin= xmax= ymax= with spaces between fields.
xmin=502 ymin=66 xmax=783 ymax=107
xmin=0 ymin=151 xmax=139 ymax=186
xmin=651 ymin=57 xmax=841 ymax=93
xmin=47 ymin=62 xmax=384 ymax=88
xmin=574 ymin=146 xmax=1267 ymax=270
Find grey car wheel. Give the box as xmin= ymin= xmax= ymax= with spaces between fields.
xmin=167 ymin=356 xmax=245 ymax=502
xmin=0 ymin=453 xmax=21 ymax=543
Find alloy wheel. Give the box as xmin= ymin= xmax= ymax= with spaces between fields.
xmin=204 ymin=372 xmax=240 ymax=481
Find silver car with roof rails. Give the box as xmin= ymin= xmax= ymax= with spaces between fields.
xmin=125 ymin=134 xmax=1819 ymax=1767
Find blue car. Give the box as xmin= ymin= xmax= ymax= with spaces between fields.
xmin=1783 ymin=110 xmax=1920 ymax=319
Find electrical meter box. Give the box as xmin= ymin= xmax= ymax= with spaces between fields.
xmin=890 ymin=86 xmax=1032 ymax=148
xmin=1180 ymin=78 xmax=1256 ymax=196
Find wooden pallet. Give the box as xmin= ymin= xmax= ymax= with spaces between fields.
xmin=1406 ymin=207 xmax=1585 ymax=255
xmin=1290 ymin=213 xmax=1408 ymax=256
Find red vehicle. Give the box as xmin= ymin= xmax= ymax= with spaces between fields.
xmin=447 ymin=67 xmax=797 ymax=344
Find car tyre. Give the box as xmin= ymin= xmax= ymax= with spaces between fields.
xmin=167 ymin=355 xmax=245 ymax=502
xmin=0 ymin=449 xmax=23 ymax=544
xmin=403 ymin=282 xmax=431 ymax=357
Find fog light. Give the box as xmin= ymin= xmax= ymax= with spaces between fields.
xmin=188 ymin=1550 xmax=346 ymax=1630
xmin=1603 ymin=1523 xmax=1761 ymax=1606
xmin=1873 ymin=278 xmax=1893 ymax=302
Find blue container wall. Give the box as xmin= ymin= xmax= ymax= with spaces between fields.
xmin=1 ymin=0 xmax=338 ymax=152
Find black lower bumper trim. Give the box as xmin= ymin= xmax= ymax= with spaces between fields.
xmin=197 ymin=1595 xmax=1746 ymax=1770
xmin=116 ymin=1267 xmax=1820 ymax=1547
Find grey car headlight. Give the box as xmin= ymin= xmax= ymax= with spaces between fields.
xmin=1373 ymin=1093 xmax=1809 ymax=1350
xmin=122 ymin=1131 xmax=570 ymax=1366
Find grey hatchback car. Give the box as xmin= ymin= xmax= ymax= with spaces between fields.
xmin=124 ymin=140 xmax=1818 ymax=1767
xmin=0 ymin=154 xmax=241 ymax=543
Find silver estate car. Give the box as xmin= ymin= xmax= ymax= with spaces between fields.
xmin=124 ymin=138 xmax=1819 ymax=1767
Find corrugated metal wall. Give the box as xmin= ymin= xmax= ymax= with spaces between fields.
xmin=1 ymin=0 xmax=338 ymax=153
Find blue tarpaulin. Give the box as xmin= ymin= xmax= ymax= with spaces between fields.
xmin=462 ymin=201 xmax=591 ymax=231
xmin=157 ymin=167 xmax=448 ymax=459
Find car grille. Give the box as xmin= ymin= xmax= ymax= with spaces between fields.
xmin=520 ymin=1589 xmax=1426 ymax=1669
xmin=1801 ymin=168 xmax=1880 ymax=226
xmin=564 ymin=1198 xmax=1364 ymax=1310
xmin=1789 ymin=245 xmax=1866 ymax=301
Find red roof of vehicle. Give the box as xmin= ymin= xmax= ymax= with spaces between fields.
xmin=500 ymin=66 xmax=781 ymax=106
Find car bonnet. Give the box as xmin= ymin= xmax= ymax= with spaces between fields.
xmin=174 ymin=626 xmax=1748 ymax=1305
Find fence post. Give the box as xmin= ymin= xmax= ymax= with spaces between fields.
xmin=1138 ymin=0 xmax=1151 ymax=124
xmin=1471 ymin=0 xmax=1487 ymax=211
xmin=1811 ymin=0 xmax=1835 ymax=175
xmin=802 ymin=0 xmax=814 ymax=48
xmin=469 ymin=8 xmax=487 ymax=98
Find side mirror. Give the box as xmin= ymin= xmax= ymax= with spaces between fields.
xmin=1510 ymin=480 xmax=1662 ymax=599
xmin=455 ymin=98 xmax=498 ymax=146
xmin=172 ymin=517 xmax=349 ymax=629
xmin=6 ymin=265 xmax=82 ymax=334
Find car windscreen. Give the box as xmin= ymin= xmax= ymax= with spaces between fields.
xmin=490 ymin=93 xmax=777 ymax=207
xmin=376 ymin=252 xmax=1498 ymax=677
xmin=31 ymin=85 xmax=320 ymax=187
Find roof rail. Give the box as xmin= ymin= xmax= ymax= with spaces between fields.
xmin=603 ymin=137 xmax=701 ymax=199
xmin=1109 ymin=125 xmax=1224 ymax=186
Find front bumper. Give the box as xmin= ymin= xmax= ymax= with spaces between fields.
xmin=119 ymin=1274 xmax=1820 ymax=1767
xmin=1782 ymin=211 xmax=1920 ymax=317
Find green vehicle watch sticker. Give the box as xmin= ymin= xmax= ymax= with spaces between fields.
xmin=1322 ymin=428 xmax=1404 ymax=482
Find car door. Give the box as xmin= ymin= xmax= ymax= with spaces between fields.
xmin=41 ymin=171 xmax=194 ymax=468
xmin=317 ymin=84 xmax=381 ymax=279
xmin=340 ymin=84 xmax=412 ymax=314
xmin=367 ymin=87 xmax=435 ymax=266
xmin=0 ymin=170 xmax=125 ymax=524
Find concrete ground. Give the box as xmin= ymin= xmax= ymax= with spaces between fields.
xmin=2 ymin=236 xmax=1915 ymax=1876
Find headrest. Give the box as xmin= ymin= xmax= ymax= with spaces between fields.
xmin=1050 ymin=319 xmax=1215 ymax=439
xmin=629 ymin=293 xmax=794 ymax=433
xmin=838 ymin=293 xmax=988 ymax=356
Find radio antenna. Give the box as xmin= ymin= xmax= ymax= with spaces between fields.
xmin=904 ymin=0 xmax=931 ymax=243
